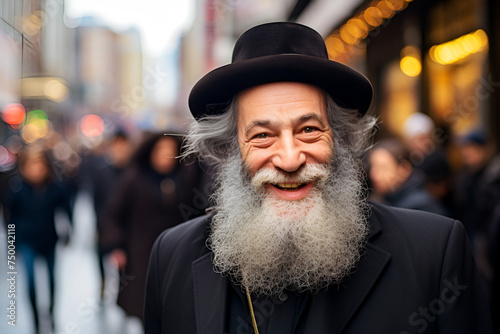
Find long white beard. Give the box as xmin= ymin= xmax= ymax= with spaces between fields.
xmin=209 ymin=144 xmax=369 ymax=296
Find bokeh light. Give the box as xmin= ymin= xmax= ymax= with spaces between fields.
xmin=400 ymin=56 xmax=422 ymax=77
xmin=364 ymin=7 xmax=384 ymax=28
xmin=429 ymin=29 xmax=488 ymax=65
xmin=0 ymin=145 xmax=16 ymax=172
xmin=80 ymin=114 xmax=104 ymax=137
xmin=27 ymin=109 xmax=48 ymax=122
xmin=1 ymin=103 xmax=26 ymax=125
xmin=22 ymin=77 xmax=69 ymax=102
xmin=22 ymin=11 xmax=44 ymax=37
xmin=45 ymin=79 xmax=69 ymax=102
xmin=21 ymin=119 xmax=50 ymax=143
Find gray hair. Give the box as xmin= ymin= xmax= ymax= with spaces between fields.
xmin=183 ymin=93 xmax=377 ymax=165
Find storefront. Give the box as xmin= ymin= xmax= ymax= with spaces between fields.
xmin=324 ymin=0 xmax=499 ymax=151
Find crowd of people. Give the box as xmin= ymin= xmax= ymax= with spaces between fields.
xmin=365 ymin=114 xmax=500 ymax=316
xmin=0 ymin=129 xmax=213 ymax=333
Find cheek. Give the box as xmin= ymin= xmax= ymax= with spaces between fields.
xmin=308 ymin=142 xmax=334 ymax=164
xmin=241 ymin=149 xmax=271 ymax=175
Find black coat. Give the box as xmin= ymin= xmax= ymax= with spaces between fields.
xmin=2 ymin=175 xmax=72 ymax=252
xmin=144 ymin=202 xmax=493 ymax=333
xmin=101 ymin=161 xmax=212 ymax=320
xmin=383 ymin=171 xmax=448 ymax=216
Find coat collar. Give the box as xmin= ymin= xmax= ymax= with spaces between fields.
xmin=191 ymin=204 xmax=391 ymax=333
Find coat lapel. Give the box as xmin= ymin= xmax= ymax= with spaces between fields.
xmin=192 ymin=252 xmax=228 ymax=334
xmin=332 ymin=243 xmax=391 ymax=332
xmin=308 ymin=211 xmax=391 ymax=333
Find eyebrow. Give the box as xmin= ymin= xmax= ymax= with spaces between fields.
xmin=297 ymin=113 xmax=328 ymax=128
xmin=243 ymin=112 xmax=328 ymax=138
xmin=244 ymin=119 xmax=273 ymax=138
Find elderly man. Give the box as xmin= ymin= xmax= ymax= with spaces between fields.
xmin=144 ymin=22 xmax=492 ymax=334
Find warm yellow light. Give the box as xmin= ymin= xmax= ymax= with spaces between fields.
xmin=21 ymin=119 xmax=50 ymax=143
xmin=44 ymin=79 xmax=69 ymax=102
xmin=347 ymin=18 xmax=369 ymax=39
xmin=340 ymin=25 xmax=359 ymax=45
xmin=22 ymin=77 xmax=69 ymax=102
xmin=385 ymin=0 xmax=404 ymax=11
xmin=461 ymin=34 xmax=479 ymax=53
xmin=326 ymin=36 xmax=345 ymax=53
xmin=429 ymin=29 xmax=489 ymax=65
xmin=474 ymin=29 xmax=489 ymax=47
xmin=377 ymin=0 xmax=394 ymax=18
xmin=400 ymin=56 xmax=421 ymax=77
xmin=364 ymin=7 xmax=384 ymax=27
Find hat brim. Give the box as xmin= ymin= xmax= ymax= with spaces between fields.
xmin=188 ymin=54 xmax=373 ymax=119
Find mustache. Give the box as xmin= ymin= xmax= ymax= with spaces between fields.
xmin=250 ymin=163 xmax=332 ymax=189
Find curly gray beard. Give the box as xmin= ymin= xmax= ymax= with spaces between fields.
xmin=209 ymin=143 xmax=369 ymax=297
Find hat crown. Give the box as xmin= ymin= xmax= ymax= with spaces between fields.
xmin=232 ymin=22 xmax=329 ymax=63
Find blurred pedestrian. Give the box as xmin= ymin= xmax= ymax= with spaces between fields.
xmin=2 ymin=143 xmax=73 ymax=334
xmin=402 ymin=112 xmax=456 ymax=216
xmin=455 ymin=131 xmax=500 ymax=312
xmin=368 ymin=138 xmax=447 ymax=215
xmin=88 ymin=130 xmax=134 ymax=302
xmin=455 ymin=131 xmax=497 ymax=240
xmin=100 ymin=132 xmax=211 ymax=325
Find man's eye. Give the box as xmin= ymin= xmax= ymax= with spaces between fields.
xmin=253 ymin=133 xmax=268 ymax=139
xmin=303 ymin=127 xmax=316 ymax=133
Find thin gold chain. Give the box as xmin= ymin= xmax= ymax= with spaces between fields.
xmin=245 ymin=286 xmax=260 ymax=334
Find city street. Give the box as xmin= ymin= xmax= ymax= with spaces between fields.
xmin=0 ymin=191 xmax=143 ymax=334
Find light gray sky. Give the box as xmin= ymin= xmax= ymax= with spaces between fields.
xmin=65 ymin=0 xmax=195 ymax=57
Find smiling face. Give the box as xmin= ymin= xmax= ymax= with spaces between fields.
xmin=237 ymin=82 xmax=334 ymax=201
xmin=211 ymin=85 xmax=369 ymax=294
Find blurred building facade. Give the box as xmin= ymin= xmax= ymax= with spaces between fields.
xmin=0 ymin=0 xmax=78 ymax=146
xmin=0 ymin=0 xmax=144 ymax=153
xmin=75 ymin=22 xmax=143 ymax=120
xmin=0 ymin=0 xmax=41 ymax=146
xmin=292 ymin=0 xmax=500 ymax=153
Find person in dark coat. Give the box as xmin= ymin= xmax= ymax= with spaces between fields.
xmin=2 ymin=143 xmax=73 ymax=333
xmin=88 ymin=131 xmax=134 ymax=301
xmin=100 ymin=132 xmax=212 ymax=324
xmin=367 ymin=138 xmax=448 ymax=216
xmin=144 ymin=22 xmax=492 ymax=333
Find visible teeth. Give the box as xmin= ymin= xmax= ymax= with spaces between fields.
xmin=276 ymin=183 xmax=302 ymax=189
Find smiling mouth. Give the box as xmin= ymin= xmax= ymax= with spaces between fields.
xmin=273 ymin=183 xmax=308 ymax=191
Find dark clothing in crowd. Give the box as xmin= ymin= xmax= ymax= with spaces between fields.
xmin=380 ymin=170 xmax=448 ymax=216
xmin=101 ymin=157 xmax=211 ymax=321
xmin=455 ymin=165 xmax=489 ymax=240
xmin=88 ymin=154 xmax=128 ymax=298
xmin=2 ymin=174 xmax=72 ymax=331
xmin=415 ymin=148 xmax=457 ymax=217
xmin=144 ymin=201 xmax=492 ymax=334
xmin=472 ymin=155 xmax=500 ymax=332
xmin=3 ymin=174 xmax=72 ymax=251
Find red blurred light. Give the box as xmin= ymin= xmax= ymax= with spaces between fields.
xmin=2 ymin=103 xmax=26 ymax=125
xmin=80 ymin=114 xmax=104 ymax=137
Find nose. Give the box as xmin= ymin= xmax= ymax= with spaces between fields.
xmin=271 ymin=134 xmax=306 ymax=173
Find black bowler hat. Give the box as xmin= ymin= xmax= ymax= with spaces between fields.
xmin=188 ymin=22 xmax=373 ymax=119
